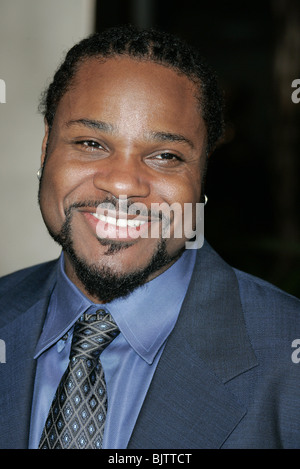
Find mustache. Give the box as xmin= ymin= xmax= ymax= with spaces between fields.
xmin=64 ymin=197 xmax=166 ymax=221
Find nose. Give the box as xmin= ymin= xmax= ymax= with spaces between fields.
xmin=92 ymin=154 xmax=150 ymax=200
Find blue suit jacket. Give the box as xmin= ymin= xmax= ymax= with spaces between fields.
xmin=0 ymin=242 xmax=299 ymax=449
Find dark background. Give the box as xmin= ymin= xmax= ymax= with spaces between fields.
xmin=94 ymin=0 xmax=300 ymax=297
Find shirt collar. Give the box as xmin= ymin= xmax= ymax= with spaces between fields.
xmin=107 ymin=249 xmax=196 ymax=364
xmin=35 ymin=249 xmax=196 ymax=364
xmin=34 ymin=254 xmax=95 ymax=357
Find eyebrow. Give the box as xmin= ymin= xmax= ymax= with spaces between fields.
xmin=65 ymin=118 xmax=194 ymax=149
xmin=65 ymin=118 xmax=115 ymax=133
xmin=147 ymin=131 xmax=194 ymax=149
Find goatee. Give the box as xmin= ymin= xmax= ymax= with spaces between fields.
xmin=47 ymin=201 xmax=183 ymax=303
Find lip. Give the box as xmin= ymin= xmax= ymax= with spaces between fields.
xmin=81 ymin=210 xmax=154 ymax=241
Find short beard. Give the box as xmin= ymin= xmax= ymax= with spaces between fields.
xmin=47 ymin=202 xmax=183 ymax=303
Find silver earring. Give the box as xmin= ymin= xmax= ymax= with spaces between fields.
xmin=204 ymin=194 xmax=208 ymax=206
xmin=37 ymin=168 xmax=42 ymax=180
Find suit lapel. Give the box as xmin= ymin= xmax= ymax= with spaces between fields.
xmin=129 ymin=243 xmax=258 ymax=449
xmin=0 ymin=261 xmax=57 ymax=448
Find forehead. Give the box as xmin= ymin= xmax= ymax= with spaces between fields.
xmin=71 ymin=55 xmax=200 ymax=97
xmin=54 ymin=56 xmax=205 ymax=142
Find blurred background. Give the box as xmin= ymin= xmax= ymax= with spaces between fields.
xmin=0 ymin=0 xmax=299 ymax=297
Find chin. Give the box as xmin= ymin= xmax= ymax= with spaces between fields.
xmin=47 ymin=209 xmax=184 ymax=302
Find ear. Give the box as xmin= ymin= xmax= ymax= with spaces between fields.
xmin=41 ymin=119 xmax=50 ymax=167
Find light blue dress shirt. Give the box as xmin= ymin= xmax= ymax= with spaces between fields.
xmin=29 ymin=249 xmax=196 ymax=449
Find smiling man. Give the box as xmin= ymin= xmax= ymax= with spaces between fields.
xmin=0 ymin=25 xmax=300 ymax=450
xmin=38 ymin=54 xmax=206 ymax=303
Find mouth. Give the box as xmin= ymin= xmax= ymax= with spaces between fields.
xmin=81 ymin=208 xmax=155 ymax=242
xmin=91 ymin=211 xmax=148 ymax=228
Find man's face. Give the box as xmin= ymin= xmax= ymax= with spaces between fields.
xmin=39 ymin=56 xmax=207 ymax=301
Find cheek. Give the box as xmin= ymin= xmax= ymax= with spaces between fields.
xmin=154 ymin=173 xmax=202 ymax=205
xmin=152 ymin=174 xmax=202 ymax=243
xmin=39 ymin=156 xmax=84 ymax=231
xmin=39 ymin=174 xmax=64 ymax=233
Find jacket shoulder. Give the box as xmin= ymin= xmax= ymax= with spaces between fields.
xmin=234 ymin=268 xmax=300 ymax=314
xmin=233 ymin=267 xmax=300 ymax=360
xmin=0 ymin=260 xmax=58 ymax=302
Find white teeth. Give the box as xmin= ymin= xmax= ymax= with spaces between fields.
xmin=93 ymin=213 xmax=146 ymax=228
xmin=117 ymin=218 xmax=128 ymax=227
xmin=127 ymin=218 xmax=146 ymax=227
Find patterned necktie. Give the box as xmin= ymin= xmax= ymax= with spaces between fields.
xmin=39 ymin=309 xmax=119 ymax=449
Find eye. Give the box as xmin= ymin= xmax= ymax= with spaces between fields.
xmin=156 ymin=152 xmax=179 ymax=160
xmin=75 ymin=140 xmax=105 ymax=151
xmin=147 ymin=152 xmax=183 ymax=167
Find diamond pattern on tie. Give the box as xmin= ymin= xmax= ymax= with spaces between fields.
xmin=39 ymin=310 xmax=119 ymax=449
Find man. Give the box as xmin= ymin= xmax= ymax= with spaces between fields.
xmin=0 ymin=25 xmax=299 ymax=449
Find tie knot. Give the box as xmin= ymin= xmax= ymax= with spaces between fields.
xmin=70 ymin=309 xmax=119 ymax=364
